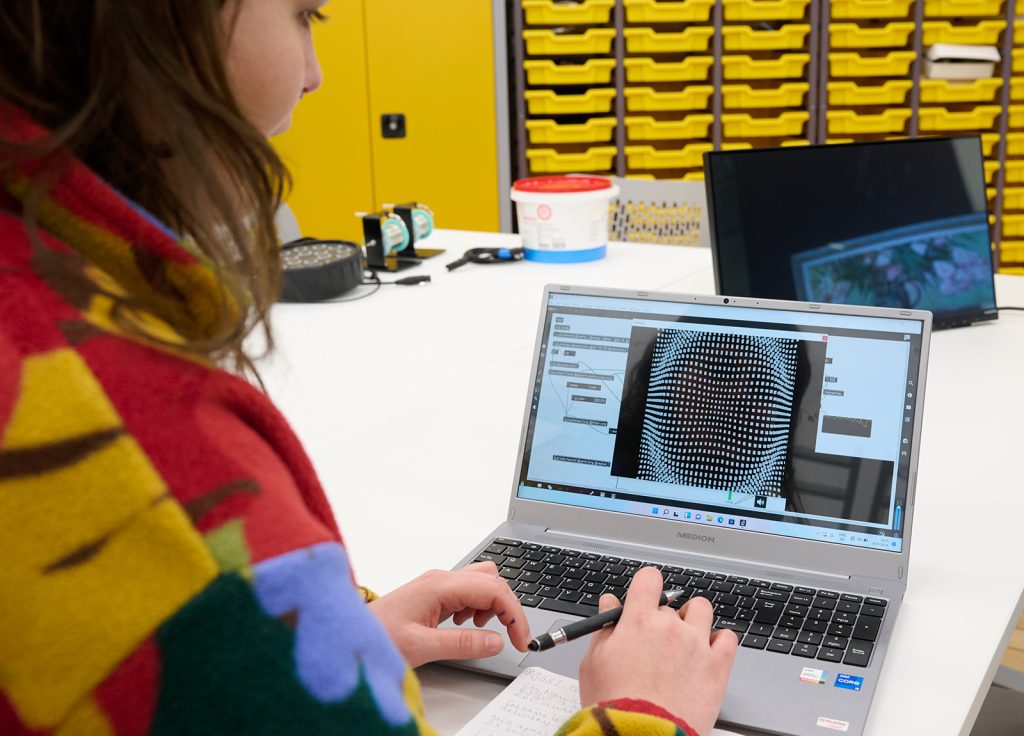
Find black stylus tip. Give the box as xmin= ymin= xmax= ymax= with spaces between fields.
xmin=528 ymin=639 xmax=540 ymax=651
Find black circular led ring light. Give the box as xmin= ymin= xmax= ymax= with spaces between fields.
xmin=279 ymin=238 xmax=364 ymax=302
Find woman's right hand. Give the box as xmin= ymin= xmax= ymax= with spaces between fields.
xmin=578 ymin=566 xmax=739 ymax=736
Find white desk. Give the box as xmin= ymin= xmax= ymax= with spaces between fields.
xmin=259 ymin=230 xmax=1024 ymax=736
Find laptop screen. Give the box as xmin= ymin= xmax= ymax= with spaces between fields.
xmin=704 ymin=136 xmax=997 ymax=329
xmin=516 ymin=292 xmax=926 ymax=554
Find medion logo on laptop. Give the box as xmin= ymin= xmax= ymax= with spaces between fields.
xmin=678 ymin=532 xmax=715 ymax=544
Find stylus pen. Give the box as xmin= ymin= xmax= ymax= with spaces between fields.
xmin=528 ymin=589 xmax=686 ymax=652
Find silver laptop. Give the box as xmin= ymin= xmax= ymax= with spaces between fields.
xmin=446 ymin=284 xmax=930 ymax=736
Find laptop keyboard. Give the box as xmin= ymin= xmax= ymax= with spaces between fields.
xmin=477 ymin=537 xmax=886 ymax=669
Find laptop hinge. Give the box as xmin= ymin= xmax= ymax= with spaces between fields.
xmin=545 ymin=528 xmax=851 ymax=582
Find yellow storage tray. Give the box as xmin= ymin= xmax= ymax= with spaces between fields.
xmin=526 ymin=117 xmax=617 ymax=144
xmin=721 ymin=111 xmax=810 ymax=137
xmin=1013 ymin=78 xmax=1024 ymax=102
xmin=624 ymin=27 xmax=715 ymax=54
xmin=624 ymin=86 xmax=715 ymax=111
xmin=1006 ymin=161 xmax=1024 ymax=184
xmin=924 ymin=0 xmax=1005 ymax=17
xmin=1015 ymin=49 xmax=1024 ymax=75
xmin=525 ymin=88 xmax=616 ymax=115
xmin=722 ymin=142 xmax=754 ymax=150
xmin=526 ymin=146 xmax=617 ymax=173
xmin=722 ymin=82 xmax=809 ymax=108
xmin=920 ymin=79 xmax=1003 ymax=104
xmin=722 ymin=24 xmax=811 ymax=51
xmin=1007 ymin=132 xmax=1024 ymax=154
xmin=781 ymin=139 xmax=811 ymax=146
xmin=1010 ymin=106 xmax=1024 ymax=129
xmin=1002 ymin=214 xmax=1024 ymax=237
xmin=831 ymin=0 xmax=915 ymax=19
xmin=1003 ymin=187 xmax=1024 ymax=210
xmin=623 ymin=0 xmax=716 ymax=23
xmin=827 ymin=138 xmax=856 ymax=144
xmin=829 ymin=22 xmax=915 ymax=48
xmin=683 ymin=172 xmax=705 ymax=181
xmin=722 ymin=54 xmax=810 ymax=80
xmin=624 ymin=57 xmax=715 ymax=83
xmin=827 ymin=109 xmax=911 ymax=135
xmin=982 ymin=132 xmax=1000 ymax=156
xmin=524 ymin=59 xmax=617 ymax=86
xmin=828 ymin=80 xmax=912 ymax=105
xmin=1000 ymin=242 xmax=1024 ymax=264
xmin=522 ymin=0 xmax=616 ymax=25
xmin=723 ymin=0 xmax=811 ymax=21
xmin=829 ymin=51 xmax=916 ymax=78
xmin=922 ymin=20 xmax=1006 ymax=46
xmin=985 ymin=161 xmax=1000 ymax=184
xmin=522 ymin=28 xmax=616 ymax=56
xmin=624 ymin=114 xmax=715 ymax=140
xmin=918 ymin=106 xmax=1001 ymax=132
xmin=624 ymin=144 xmax=714 ymax=169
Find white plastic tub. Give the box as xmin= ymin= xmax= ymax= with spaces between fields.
xmin=511 ymin=176 xmax=620 ymax=262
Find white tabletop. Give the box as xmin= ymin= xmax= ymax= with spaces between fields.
xmin=258 ymin=230 xmax=1024 ymax=736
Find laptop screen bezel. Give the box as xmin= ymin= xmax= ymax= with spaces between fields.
xmin=505 ymin=284 xmax=931 ymax=584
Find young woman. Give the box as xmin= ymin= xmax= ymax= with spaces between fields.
xmin=0 ymin=2 xmax=737 ymax=734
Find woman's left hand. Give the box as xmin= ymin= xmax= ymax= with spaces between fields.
xmin=367 ymin=561 xmax=532 ymax=668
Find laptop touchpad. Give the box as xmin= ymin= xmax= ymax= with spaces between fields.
xmin=518 ymin=618 xmax=591 ymax=678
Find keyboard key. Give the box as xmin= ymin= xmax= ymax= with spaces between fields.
xmin=809 ymin=607 xmax=833 ymax=621
xmin=773 ymin=626 xmax=798 ymax=641
xmin=817 ymin=647 xmax=844 ymax=663
xmin=749 ymin=623 xmax=774 ymax=637
xmin=583 ymin=560 xmax=606 ymax=572
xmin=853 ymin=616 xmax=882 ymax=642
xmin=517 ymin=582 xmax=540 ymax=594
xmin=840 ymin=594 xmax=864 ymax=603
xmin=690 ymin=578 xmax=712 ymax=590
xmin=662 ymin=565 xmax=683 ymax=575
xmin=737 ymin=596 xmax=756 ymax=610
xmin=518 ymin=572 xmax=542 ymax=584
xmin=499 ymin=567 xmax=521 ymax=580
xmin=607 ymin=575 xmax=630 ymax=587
xmin=668 ymin=574 xmax=692 ymax=587
xmin=622 ymin=558 xmax=642 ymax=567
xmin=684 ymin=569 xmax=705 ymax=577
xmin=750 ymin=579 xmax=771 ymax=589
xmin=741 ymin=634 xmax=769 ymax=650
xmin=755 ymin=589 xmax=789 ymax=602
xmin=844 ymin=640 xmax=874 ymax=667
xmin=822 ymin=635 xmax=849 ymax=651
xmin=837 ymin=600 xmax=861 ymax=614
xmin=605 ymin=564 xmax=627 ymax=576
xmin=557 ymin=589 xmax=583 ymax=603
xmin=817 ymin=590 xmax=839 ymax=599
xmin=580 ymin=592 xmax=601 ymax=607
xmin=539 ymin=597 xmax=597 ymax=617
xmin=771 ymin=583 xmax=794 ymax=592
xmin=790 ymin=594 xmax=813 ymax=607
xmin=493 ymin=537 xmax=518 ymax=546
xmin=717 ymin=594 xmax=739 ymax=607
xmin=795 ymin=586 xmax=817 ymax=596
xmin=523 ymin=561 xmax=545 ymax=573
xmin=523 ymin=543 xmax=542 ymax=551
xmin=537 ymin=585 xmax=560 ymax=599
xmin=715 ymin=618 xmax=749 ymax=634
xmin=476 ymin=552 xmax=504 ymax=565
xmin=792 ymin=642 xmax=817 ymax=658
xmin=797 ymin=631 xmax=823 ymax=646
xmin=705 ymin=572 xmax=727 ymax=582
xmin=802 ymin=619 xmax=828 ymax=634
xmin=503 ymin=557 xmax=526 ymax=570
xmin=504 ymin=547 xmax=525 ymax=558
xmin=767 ymin=639 xmax=793 ymax=654
xmin=586 ymin=571 xmax=609 ymax=584
xmin=561 ymin=549 xmax=581 ymax=558
xmin=711 ymin=581 xmax=735 ymax=593
xmin=717 ymin=605 xmax=739 ymax=619
xmin=560 ymin=579 xmax=583 ymax=592
xmin=523 ymin=550 xmax=545 ymax=562
xmin=519 ymin=594 xmax=542 ymax=607
xmin=864 ymin=597 xmax=888 ymax=608
xmin=564 ymin=568 xmax=586 ymax=580
xmin=541 ymin=546 xmax=561 ymax=554
xmin=726 ymin=575 xmax=749 ymax=584
xmin=600 ymin=555 xmax=621 ymax=563
xmin=784 ymin=605 xmax=808 ymax=618
xmin=753 ymin=605 xmax=783 ymax=625
xmin=737 ymin=609 xmax=755 ymax=621
xmin=832 ymin=611 xmax=857 ymax=627
xmin=690 ymin=589 xmax=714 ymax=602
xmin=780 ymin=615 xmax=804 ymax=630
xmin=860 ymin=605 xmax=885 ymax=618
xmin=734 ymin=585 xmax=756 ymax=597
xmin=828 ymin=623 xmax=853 ymax=639
xmin=812 ymin=596 xmax=836 ymax=610
xmin=606 ymin=586 xmax=627 ymax=600
xmin=581 ymin=552 xmax=601 ymax=561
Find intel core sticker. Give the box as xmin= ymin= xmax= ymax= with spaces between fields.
xmin=816 ymin=716 xmax=850 ymax=732
xmin=835 ymin=673 xmax=864 ymax=692
xmin=800 ymin=667 xmax=828 ymax=684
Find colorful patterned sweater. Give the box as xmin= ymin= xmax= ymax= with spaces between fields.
xmin=0 ymin=107 xmax=698 ymax=736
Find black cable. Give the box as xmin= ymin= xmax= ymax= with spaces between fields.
xmin=998 ymin=306 xmax=1024 ymax=311
xmin=446 ymin=247 xmax=525 ymax=271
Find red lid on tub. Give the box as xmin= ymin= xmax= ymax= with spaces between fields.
xmin=513 ymin=175 xmax=613 ymax=193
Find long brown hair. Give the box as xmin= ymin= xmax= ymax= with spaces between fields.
xmin=0 ymin=0 xmax=289 ymax=376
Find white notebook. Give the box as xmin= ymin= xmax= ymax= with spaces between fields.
xmin=455 ymin=666 xmax=741 ymax=736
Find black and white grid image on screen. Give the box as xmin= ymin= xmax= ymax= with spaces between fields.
xmin=611 ymin=323 xmax=896 ymax=526
xmin=705 ymin=136 xmax=997 ymax=328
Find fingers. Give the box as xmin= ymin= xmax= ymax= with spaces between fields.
xmin=621 ymin=566 xmax=664 ymax=624
xmin=598 ymin=592 xmax=621 ymax=613
xmin=679 ymin=595 xmax=714 ymax=634
xmin=710 ymin=628 xmax=740 ymax=659
xmin=438 ymin=570 xmax=531 ymax=651
xmin=418 ymin=626 xmax=506 ymax=663
xmin=463 ymin=560 xmax=499 ymax=576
